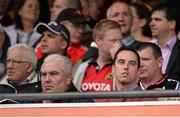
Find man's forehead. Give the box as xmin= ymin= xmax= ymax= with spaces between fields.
xmin=43 ymin=60 xmax=61 ymax=67
xmin=138 ymin=47 xmax=153 ymax=56
xmin=152 ymin=10 xmax=166 ymax=17
xmin=43 ymin=30 xmax=65 ymax=39
xmin=111 ymin=2 xmax=130 ymax=12
xmin=117 ymin=50 xmax=137 ymax=59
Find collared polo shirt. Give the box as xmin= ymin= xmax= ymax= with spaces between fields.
xmin=138 ymin=75 xmax=180 ymax=90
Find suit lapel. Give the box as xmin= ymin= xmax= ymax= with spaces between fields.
xmin=166 ymin=39 xmax=180 ymax=73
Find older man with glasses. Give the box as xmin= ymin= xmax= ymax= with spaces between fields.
xmin=0 ymin=43 xmax=41 ymax=103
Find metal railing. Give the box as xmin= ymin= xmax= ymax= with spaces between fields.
xmin=1 ymin=90 xmax=180 ymax=101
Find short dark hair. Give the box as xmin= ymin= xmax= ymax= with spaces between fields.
xmin=136 ymin=42 xmax=162 ymax=59
xmin=113 ymin=46 xmax=140 ymax=68
xmin=152 ymin=5 xmax=179 ymax=34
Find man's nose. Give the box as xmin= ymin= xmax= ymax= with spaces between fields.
xmin=140 ymin=61 xmax=145 ymax=69
xmin=6 ymin=60 xmax=14 ymax=68
xmin=41 ymin=35 xmax=48 ymax=42
xmin=43 ymin=74 xmax=51 ymax=82
xmin=150 ymin=20 xmax=154 ymax=27
xmin=123 ymin=62 xmax=128 ymax=70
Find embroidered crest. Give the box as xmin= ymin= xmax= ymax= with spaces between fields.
xmin=106 ymin=73 xmax=113 ymax=80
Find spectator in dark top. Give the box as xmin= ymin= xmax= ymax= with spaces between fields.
xmin=0 ymin=0 xmax=13 ymax=26
xmin=34 ymin=21 xmax=70 ymax=72
xmin=0 ymin=23 xmax=11 ymax=78
xmin=137 ymin=42 xmax=180 ymax=90
xmin=41 ymin=54 xmax=93 ymax=103
xmin=0 ymin=44 xmax=41 ymax=103
xmin=38 ymin=0 xmax=50 ymax=23
xmin=149 ymin=5 xmax=180 ymax=81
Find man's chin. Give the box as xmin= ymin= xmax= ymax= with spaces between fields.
xmin=43 ymin=89 xmax=54 ymax=93
xmin=7 ymin=77 xmax=16 ymax=82
xmin=44 ymin=91 xmax=53 ymax=93
xmin=41 ymin=50 xmax=50 ymax=55
xmin=139 ymin=74 xmax=148 ymax=79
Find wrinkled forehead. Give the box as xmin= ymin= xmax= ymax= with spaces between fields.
xmin=41 ymin=60 xmax=62 ymax=71
xmin=107 ymin=2 xmax=131 ymax=17
xmin=7 ymin=51 xmax=28 ymax=62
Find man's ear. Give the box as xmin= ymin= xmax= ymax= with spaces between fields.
xmin=169 ymin=20 xmax=176 ymax=30
xmin=139 ymin=18 xmax=146 ymax=28
xmin=61 ymin=40 xmax=68 ymax=50
xmin=94 ymin=36 xmax=102 ymax=46
xmin=66 ymin=74 xmax=72 ymax=86
xmin=157 ymin=56 xmax=163 ymax=68
xmin=26 ymin=63 xmax=34 ymax=73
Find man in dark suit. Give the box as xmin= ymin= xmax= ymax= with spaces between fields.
xmin=150 ymin=5 xmax=180 ymax=81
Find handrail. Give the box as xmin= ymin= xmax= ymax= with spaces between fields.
xmin=1 ymin=90 xmax=180 ymax=101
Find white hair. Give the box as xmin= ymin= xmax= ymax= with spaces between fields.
xmin=44 ymin=54 xmax=72 ymax=75
xmin=8 ymin=44 xmax=37 ymax=68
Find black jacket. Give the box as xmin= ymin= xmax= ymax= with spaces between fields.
xmin=44 ymin=83 xmax=94 ymax=103
xmin=0 ymin=32 xmax=11 ymax=78
xmin=0 ymin=74 xmax=42 ymax=103
xmin=166 ymin=39 xmax=180 ymax=81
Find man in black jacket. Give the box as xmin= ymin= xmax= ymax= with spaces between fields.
xmin=0 ymin=44 xmax=41 ymax=103
xmin=40 ymin=54 xmax=93 ymax=103
xmin=0 ymin=23 xmax=11 ymax=78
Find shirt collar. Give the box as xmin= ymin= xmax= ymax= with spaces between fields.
xmin=20 ymin=71 xmax=36 ymax=85
xmin=138 ymin=74 xmax=167 ymax=90
xmin=166 ymin=36 xmax=176 ymax=50
xmin=122 ymin=36 xmax=135 ymax=46
xmin=150 ymin=36 xmax=177 ymax=50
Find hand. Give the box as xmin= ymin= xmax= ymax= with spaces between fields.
xmin=109 ymin=42 xmax=122 ymax=59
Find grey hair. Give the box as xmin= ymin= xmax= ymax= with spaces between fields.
xmin=7 ymin=44 xmax=37 ymax=68
xmin=44 ymin=54 xmax=72 ymax=75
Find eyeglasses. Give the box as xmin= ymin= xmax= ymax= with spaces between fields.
xmin=6 ymin=59 xmax=30 ymax=66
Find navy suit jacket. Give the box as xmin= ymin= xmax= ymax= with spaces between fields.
xmin=166 ymin=39 xmax=180 ymax=81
